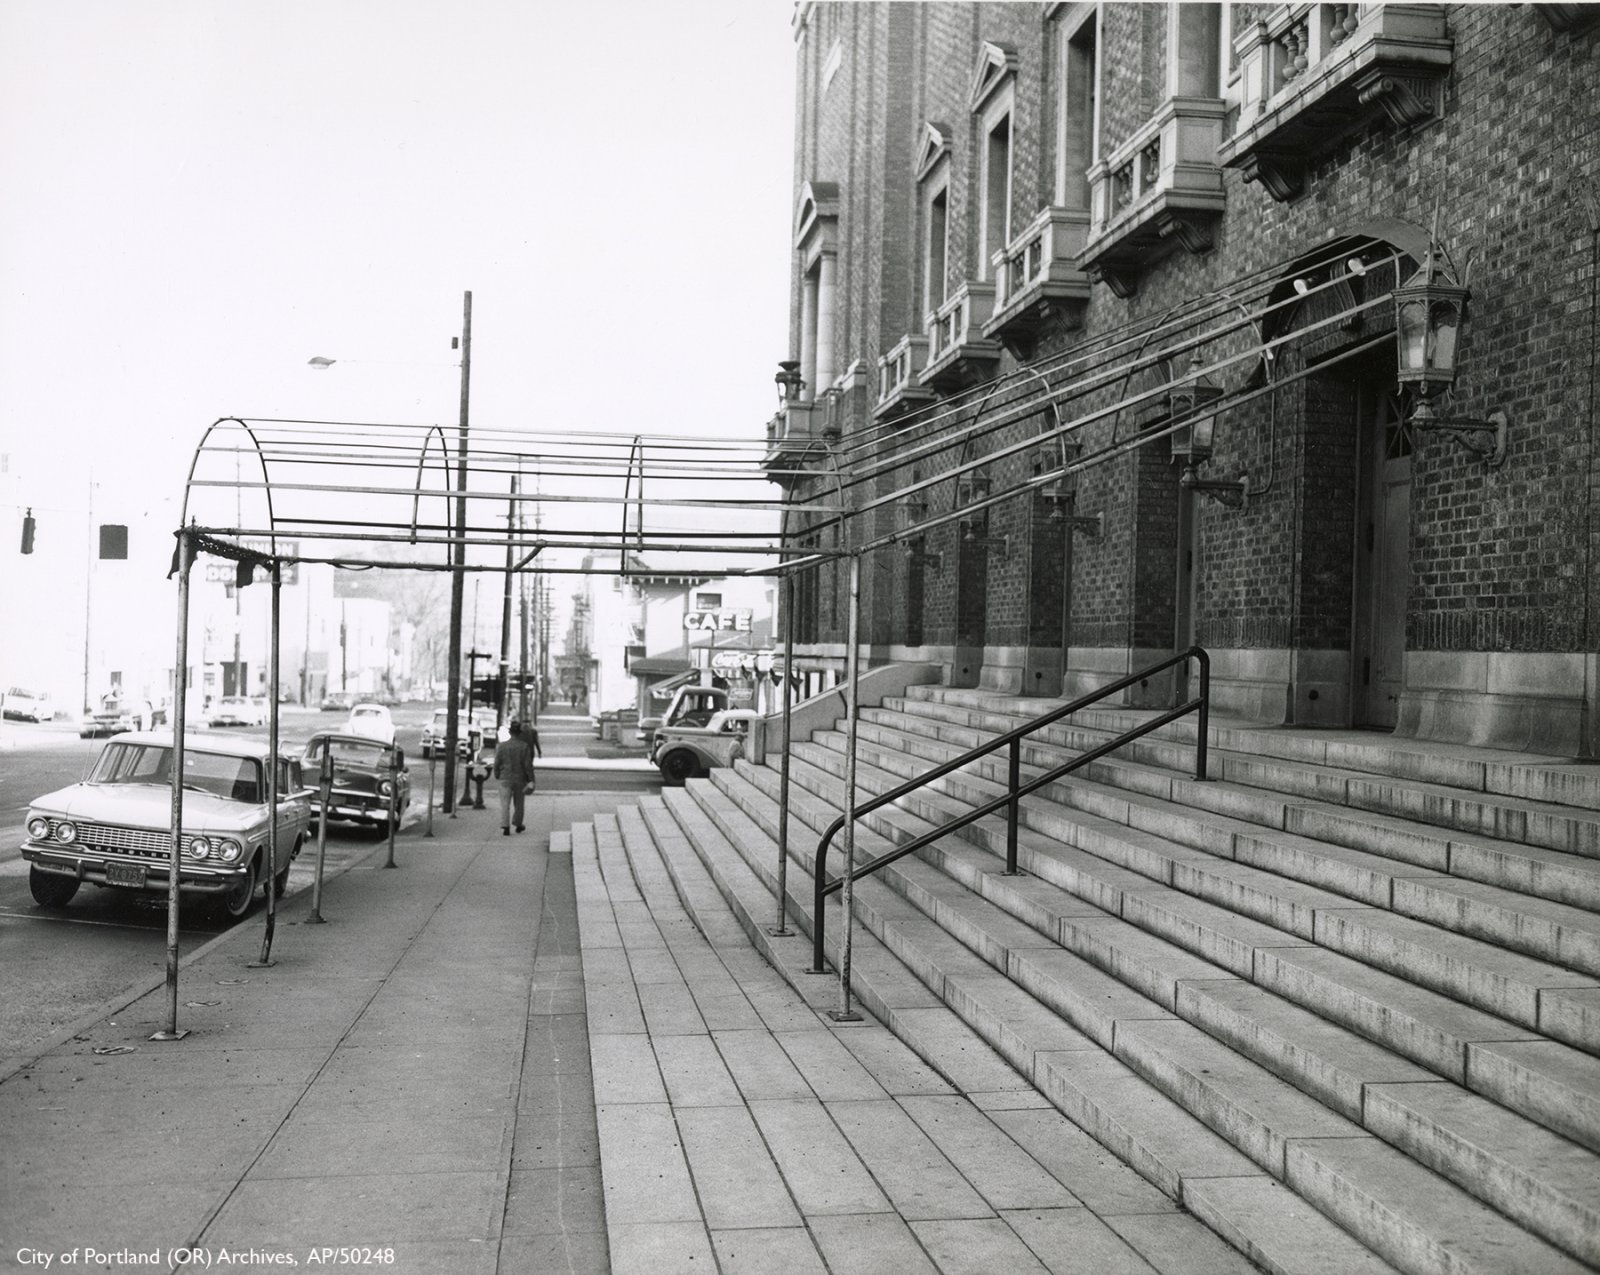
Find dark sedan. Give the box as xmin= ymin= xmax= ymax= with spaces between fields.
xmin=302 ymin=732 xmax=409 ymax=833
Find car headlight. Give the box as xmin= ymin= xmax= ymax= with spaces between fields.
xmin=186 ymin=836 xmax=212 ymax=860
xmin=378 ymin=780 xmax=393 ymax=796
xmin=27 ymin=816 xmax=50 ymax=840
xmin=55 ymin=821 xmax=78 ymax=844
xmin=216 ymin=839 xmax=242 ymax=863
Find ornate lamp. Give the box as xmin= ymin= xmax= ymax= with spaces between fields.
xmin=774 ymin=360 xmax=805 ymax=405
xmin=1167 ymin=352 xmax=1224 ymax=460
xmin=1392 ymin=225 xmax=1508 ymax=466
xmin=1170 ymin=350 xmax=1249 ymax=508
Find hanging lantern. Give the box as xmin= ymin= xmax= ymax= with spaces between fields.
xmin=1168 ymin=352 xmax=1223 ymax=458
xmin=1393 ymin=267 xmax=1469 ymax=404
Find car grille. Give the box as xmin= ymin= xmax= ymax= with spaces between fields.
xmin=45 ymin=820 xmax=176 ymax=862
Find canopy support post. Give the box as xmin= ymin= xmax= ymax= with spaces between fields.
xmin=153 ymin=532 xmax=193 ymax=1042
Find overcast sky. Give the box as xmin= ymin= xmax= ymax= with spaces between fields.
xmin=0 ymin=0 xmax=798 ymax=696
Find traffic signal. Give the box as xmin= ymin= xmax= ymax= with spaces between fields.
xmin=99 ymin=524 xmax=128 ymax=560
xmin=20 ymin=508 xmax=34 ymax=554
xmin=471 ymin=675 xmax=503 ymax=707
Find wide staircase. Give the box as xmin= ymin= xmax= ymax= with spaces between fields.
xmin=573 ymin=676 xmax=1600 ymax=1274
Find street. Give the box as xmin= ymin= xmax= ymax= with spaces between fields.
xmin=0 ymin=702 xmax=656 ymax=1065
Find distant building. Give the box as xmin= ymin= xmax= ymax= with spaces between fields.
xmin=574 ymin=553 xmax=778 ymax=719
xmin=768 ymin=2 xmax=1600 ymax=755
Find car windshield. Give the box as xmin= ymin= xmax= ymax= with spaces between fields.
xmin=306 ymin=738 xmax=391 ymax=767
xmin=87 ymin=742 xmax=264 ymax=802
xmin=221 ymin=697 xmax=248 ymax=708
xmin=352 ymin=707 xmax=383 ymax=719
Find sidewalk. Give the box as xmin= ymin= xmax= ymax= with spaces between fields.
xmin=0 ymin=795 xmax=614 ymax=1275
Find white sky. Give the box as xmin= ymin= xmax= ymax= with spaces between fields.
xmin=0 ymin=0 xmax=798 ymax=699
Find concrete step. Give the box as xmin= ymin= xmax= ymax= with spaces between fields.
xmin=903 ymin=684 xmax=1600 ymax=816
xmin=898 ymin=687 xmax=1600 ymax=858
xmin=728 ymin=747 xmax=1600 ymax=1264
xmin=792 ymin=735 xmax=1600 ymax=1056
xmin=680 ymin=768 xmax=1591 ymax=1274
xmin=1363 ymin=1082 xmax=1600 ymax=1267
xmin=847 ymin=715 xmax=1600 ymax=958
xmin=725 ymin=757 xmax=1592 ymax=1141
xmin=661 ymin=781 xmax=1401 ymax=1275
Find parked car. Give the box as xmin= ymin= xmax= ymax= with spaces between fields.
xmin=653 ymin=708 xmax=764 ymax=785
xmin=319 ymin=690 xmax=356 ymax=713
xmin=3 ymin=686 xmax=52 ymax=722
xmin=209 ymin=695 xmax=267 ymax=728
xmin=21 ymin=731 xmax=311 ymax=918
xmin=302 ymin=732 xmax=409 ymax=833
xmin=344 ymin=702 xmax=396 ymax=745
xmin=419 ymin=707 xmax=486 ymax=760
xmin=80 ymin=695 xmax=157 ymax=738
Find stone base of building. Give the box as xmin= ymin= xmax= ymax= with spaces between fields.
xmin=1396 ymin=652 xmax=1592 ymax=757
xmin=975 ymin=645 xmax=1065 ymax=698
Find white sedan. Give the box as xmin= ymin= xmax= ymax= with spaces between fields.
xmin=209 ymin=696 xmax=267 ymax=728
xmin=344 ymin=702 xmax=396 ymax=745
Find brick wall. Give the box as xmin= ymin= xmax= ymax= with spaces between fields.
xmin=785 ymin=2 xmax=1600 ymax=721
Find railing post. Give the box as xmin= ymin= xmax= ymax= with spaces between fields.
xmin=1005 ymin=737 xmax=1021 ymax=875
xmin=831 ymin=553 xmax=864 ymax=1022
xmin=771 ymin=570 xmax=796 ymax=937
xmin=1194 ymin=646 xmax=1211 ymax=780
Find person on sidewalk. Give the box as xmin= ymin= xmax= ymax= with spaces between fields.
xmin=493 ymin=720 xmax=539 ymax=834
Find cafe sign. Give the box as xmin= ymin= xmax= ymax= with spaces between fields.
xmin=683 ymin=608 xmax=752 ymax=632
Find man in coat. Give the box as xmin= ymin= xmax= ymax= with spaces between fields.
xmin=493 ymin=720 xmax=539 ymax=834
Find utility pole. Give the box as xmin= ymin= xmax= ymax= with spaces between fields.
xmin=443 ymin=291 xmax=471 ymax=814
xmin=498 ymin=473 xmax=515 ymax=732
xmin=541 ymin=578 xmax=553 ymax=710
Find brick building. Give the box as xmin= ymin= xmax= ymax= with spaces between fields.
xmin=764 ymin=2 xmax=1600 ymax=755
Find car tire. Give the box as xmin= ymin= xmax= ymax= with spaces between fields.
xmin=218 ymin=855 xmax=259 ymax=920
xmin=29 ymin=867 xmax=79 ymax=908
xmin=658 ymin=750 xmax=699 ymax=786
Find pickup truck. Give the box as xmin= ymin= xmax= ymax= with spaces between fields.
xmin=652 ymin=708 xmax=764 ymax=785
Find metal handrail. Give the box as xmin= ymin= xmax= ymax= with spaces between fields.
xmin=811 ymin=646 xmax=1211 ymax=973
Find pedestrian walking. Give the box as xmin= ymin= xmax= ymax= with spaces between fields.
xmin=493 ymin=720 xmax=539 ymax=835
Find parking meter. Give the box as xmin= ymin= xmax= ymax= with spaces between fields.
xmin=383 ymin=745 xmax=403 ymax=868
xmin=308 ymin=745 xmax=334 ymax=923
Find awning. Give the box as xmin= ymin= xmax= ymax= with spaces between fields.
xmin=628 ymin=657 xmax=693 ymax=678
xmin=644 ymin=668 xmax=700 ymax=701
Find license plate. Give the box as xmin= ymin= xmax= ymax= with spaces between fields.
xmin=106 ymin=862 xmax=147 ymax=888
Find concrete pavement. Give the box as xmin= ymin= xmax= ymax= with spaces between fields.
xmin=0 ymin=792 xmax=614 ymax=1274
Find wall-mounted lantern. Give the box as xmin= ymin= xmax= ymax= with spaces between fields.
xmin=774 ymin=360 xmax=806 ymax=406
xmin=1167 ymin=352 xmax=1223 ymax=460
xmin=1392 ymin=227 xmax=1509 ymax=466
xmin=956 ymin=466 xmax=992 ymax=507
xmin=1170 ymin=350 xmax=1249 ymax=508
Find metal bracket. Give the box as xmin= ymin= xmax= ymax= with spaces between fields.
xmin=958 ymin=521 xmax=1008 ymax=558
xmin=1179 ymin=465 xmax=1250 ymax=510
xmin=1411 ymin=406 xmax=1509 ymax=467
